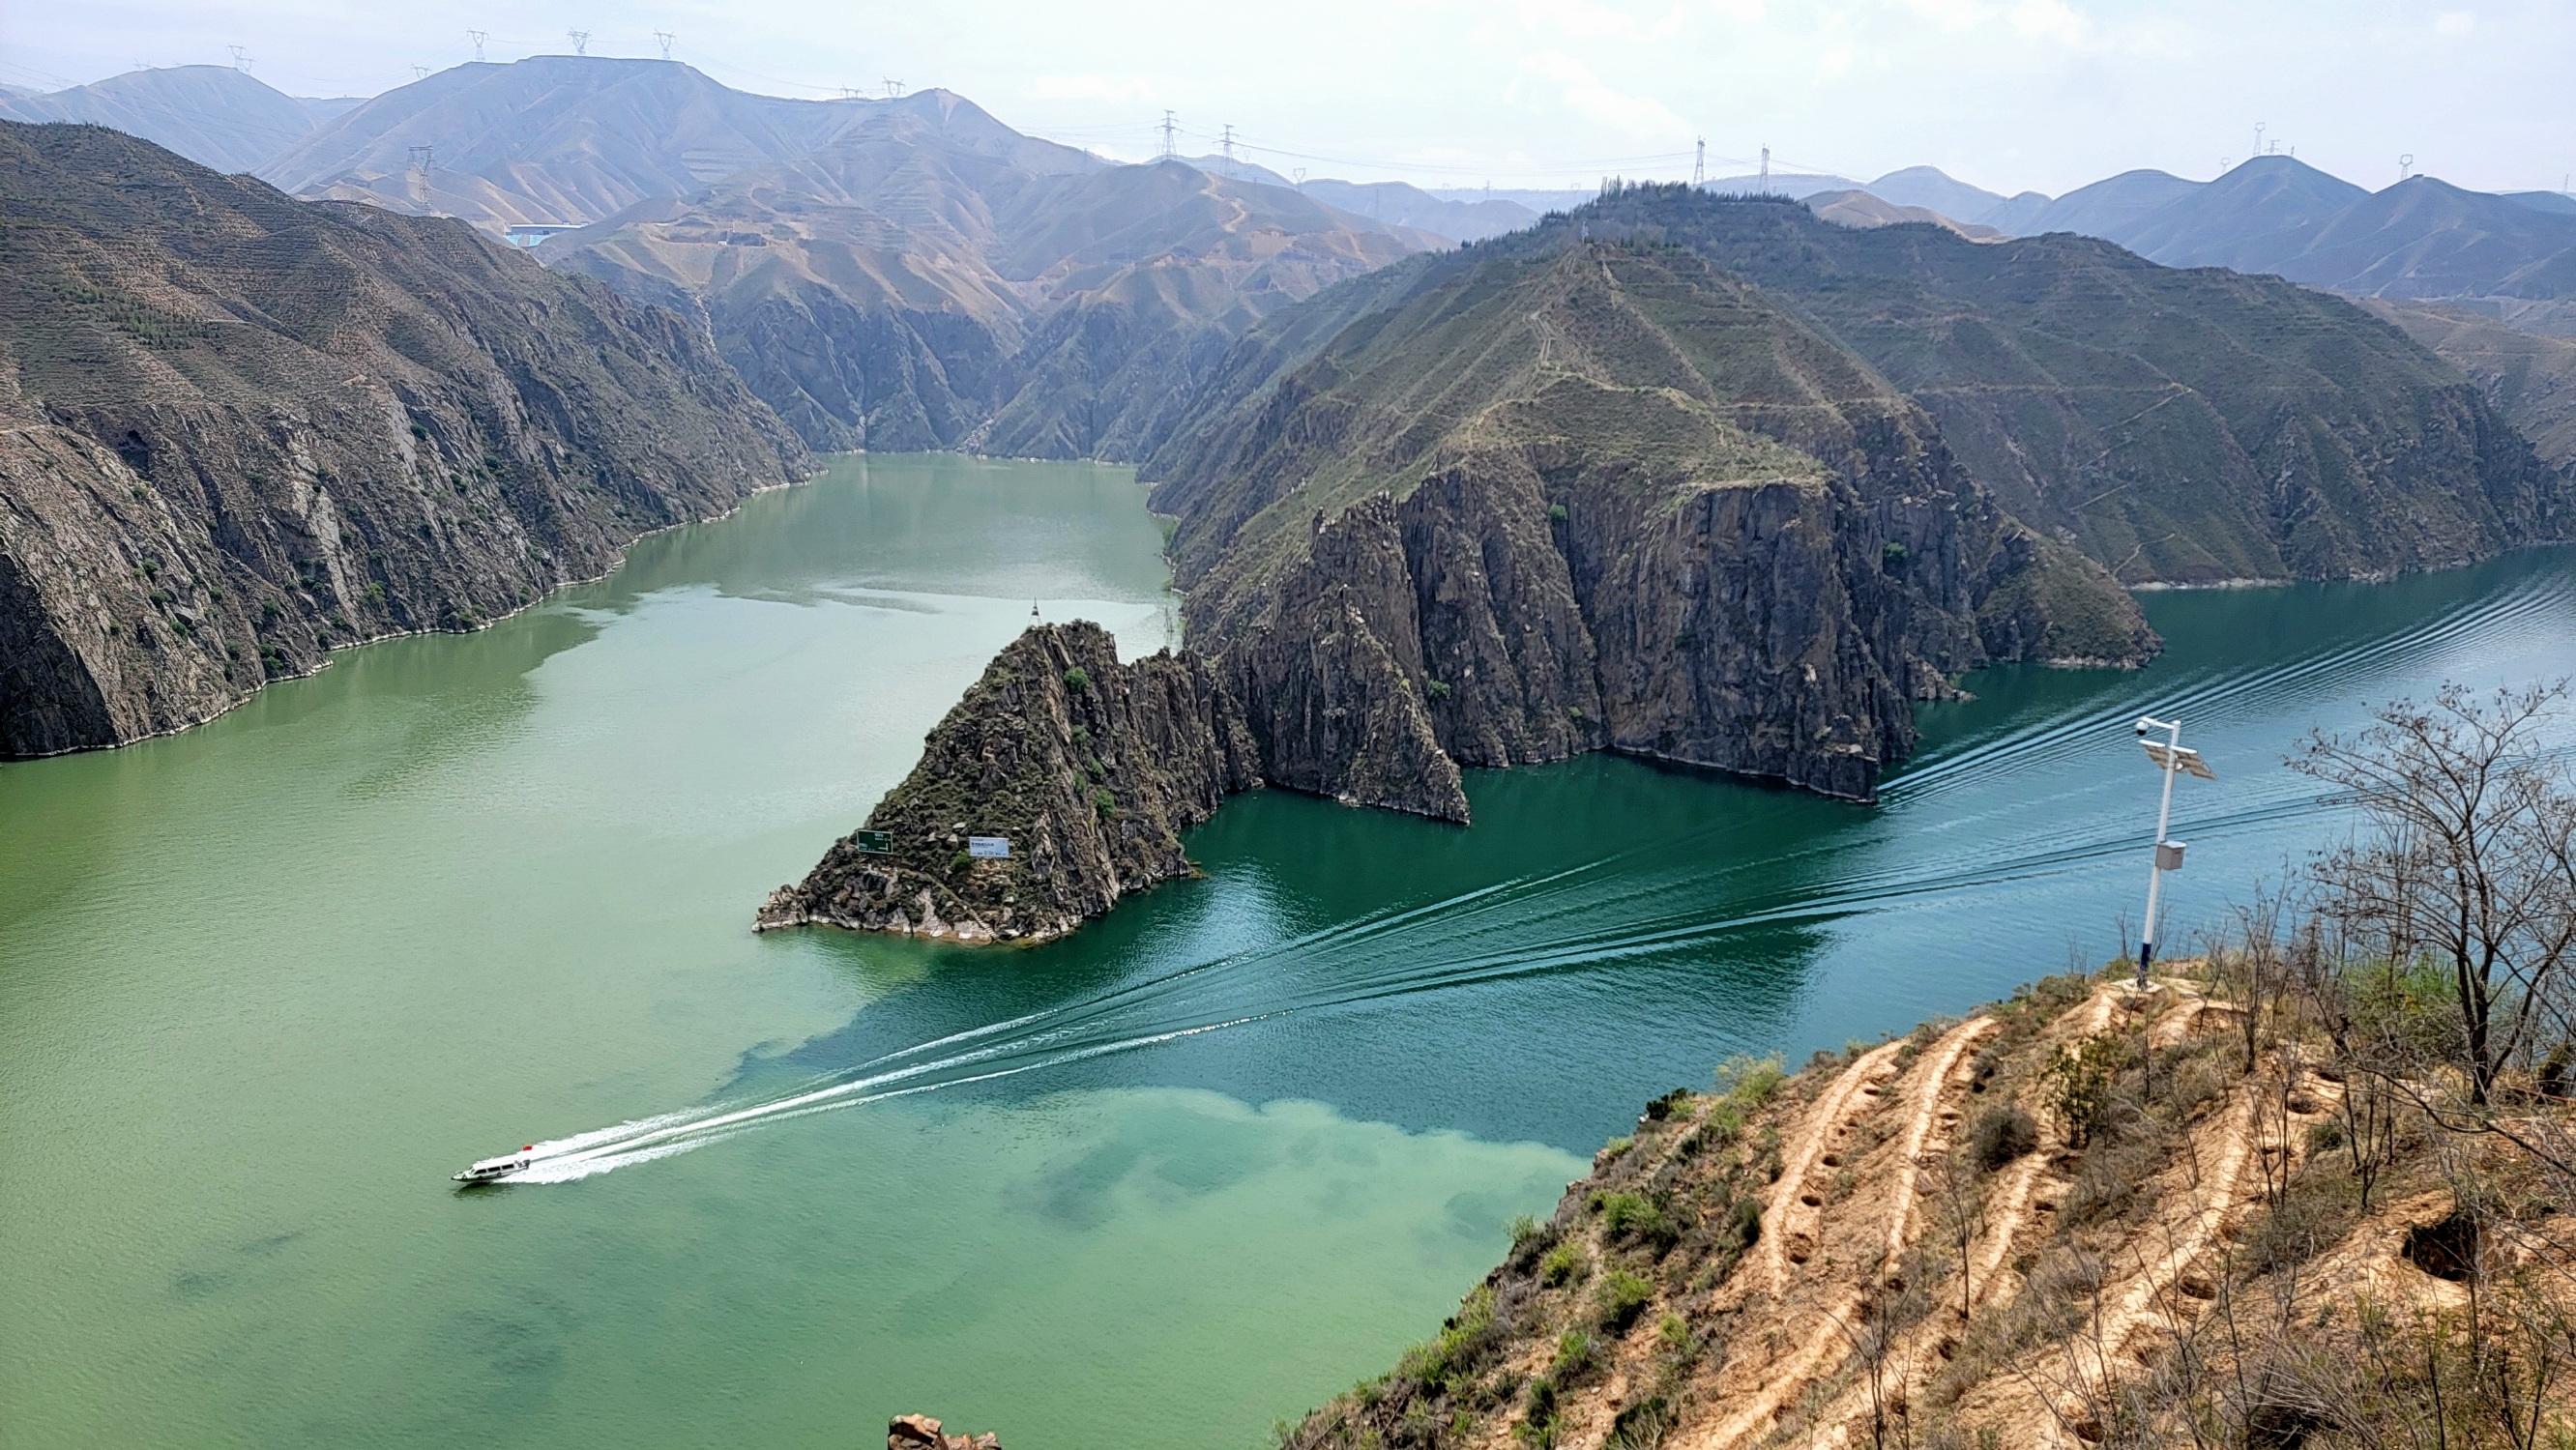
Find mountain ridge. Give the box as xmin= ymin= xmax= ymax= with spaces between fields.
xmin=0 ymin=121 xmax=806 ymax=757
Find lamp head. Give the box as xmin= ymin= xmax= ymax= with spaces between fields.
xmin=2135 ymin=718 xmax=2152 ymax=737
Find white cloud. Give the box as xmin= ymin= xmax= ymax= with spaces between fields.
xmin=2435 ymin=10 xmax=2475 ymax=35
xmin=1030 ymin=73 xmax=1155 ymax=102
xmin=1817 ymin=41 xmax=1857 ymax=77
xmin=1904 ymin=0 xmax=1989 ymax=31
xmin=2009 ymin=0 xmax=2087 ymax=43
xmin=1513 ymin=50 xmax=1692 ymax=137
xmin=1708 ymin=0 xmax=1766 ymax=20
xmin=1513 ymin=0 xmax=1687 ymax=42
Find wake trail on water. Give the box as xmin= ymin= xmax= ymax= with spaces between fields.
xmin=498 ymin=570 xmax=2576 ymax=1182
xmin=499 ymin=774 xmax=2329 ymax=1182
xmin=1886 ymin=571 xmax=2574 ymax=809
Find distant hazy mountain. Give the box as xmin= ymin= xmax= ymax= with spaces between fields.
xmin=0 ymin=65 xmax=321 ymax=173
xmin=2112 ymin=156 xmax=2368 ymax=270
xmin=1803 ymin=189 xmax=2002 ymax=241
xmin=2013 ymin=158 xmax=2576 ymax=307
xmin=1703 ymin=171 xmax=1862 ymax=198
xmin=1979 ymin=191 xmax=2056 ymax=232
xmin=1427 ymin=187 xmax=1595 ymax=215
xmin=296 ymin=96 xmax=366 ymax=123
xmin=1175 ymin=157 xmax=1537 ymax=242
xmin=2016 ymin=169 xmax=2202 ymax=242
xmin=552 ymin=90 xmax=1436 ymax=460
xmin=260 ymin=56 xmax=861 ymax=228
xmin=2266 ymin=177 xmax=2576 ymax=301
xmin=1863 ymin=166 xmax=2007 ymax=221
xmin=2506 ymin=191 xmax=2576 ymax=217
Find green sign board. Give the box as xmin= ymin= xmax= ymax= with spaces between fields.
xmin=852 ymin=829 xmax=894 ymax=854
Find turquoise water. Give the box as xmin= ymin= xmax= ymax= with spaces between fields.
xmin=5 ymin=451 xmax=2573 ymax=1448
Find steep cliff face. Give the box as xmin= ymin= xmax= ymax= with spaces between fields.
xmin=0 ymin=123 xmax=808 ymax=758
xmin=1156 ymin=244 xmax=2153 ymax=811
xmin=756 ymin=623 xmax=1260 ymax=943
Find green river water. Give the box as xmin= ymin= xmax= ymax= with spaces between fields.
xmin=5 ymin=452 xmax=2574 ymax=1449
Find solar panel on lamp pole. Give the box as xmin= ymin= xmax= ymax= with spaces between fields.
xmin=2132 ymin=715 xmax=2214 ymax=988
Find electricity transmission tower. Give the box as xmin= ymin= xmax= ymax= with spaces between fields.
xmin=467 ymin=30 xmax=487 ymax=62
xmin=406 ymin=145 xmax=435 ymax=206
xmin=1759 ymin=145 xmax=1770 ymax=192
xmin=227 ymin=45 xmax=252 ymax=72
xmin=567 ymin=30 xmax=591 ymax=56
xmin=1159 ymin=110 xmax=1177 ymax=160
xmin=881 ymin=78 xmax=903 ymax=98
xmin=412 ymin=65 xmax=430 ymax=81
xmin=1219 ymin=124 xmax=1236 ymax=177
xmin=1692 ymin=138 xmax=1705 ymax=186
xmin=654 ymin=31 xmax=675 ymax=61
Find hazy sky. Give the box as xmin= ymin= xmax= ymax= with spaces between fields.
xmin=8 ymin=0 xmax=2571 ymax=196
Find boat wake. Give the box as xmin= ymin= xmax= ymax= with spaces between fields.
xmin=482 ymin=566 xmax=2576 ymax=1184
xmin=489 ymin=794 xmax=2317 ymax=1183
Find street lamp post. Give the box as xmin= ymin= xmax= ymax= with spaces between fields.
xmin=2132 ymin=715 xmax=2214 ymax=988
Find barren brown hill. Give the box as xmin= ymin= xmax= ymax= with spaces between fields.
xmin=1283 ymin=960 xmax=2576 ymax=1450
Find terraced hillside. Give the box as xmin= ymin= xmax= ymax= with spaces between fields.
xmin=0 ymin=122 xmax=807 ymax=757
xmin=1283 ymin=964 xmax=2576 ymax=1449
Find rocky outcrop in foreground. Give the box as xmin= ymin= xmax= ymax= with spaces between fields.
xmin=889 ymin=1413 xmax=999 ymax=1450
xmin=0 ymin=122 xmax=808 ymax=757
xmin=756 ymin=623 xmax=1259 ymax=944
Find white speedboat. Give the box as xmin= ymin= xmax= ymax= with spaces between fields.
xmin=454 ymin=1146 xmax=536 ymax=1183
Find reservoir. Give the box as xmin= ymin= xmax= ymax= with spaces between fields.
xmin=4 ymin=453 xmax=2572 ymax=1450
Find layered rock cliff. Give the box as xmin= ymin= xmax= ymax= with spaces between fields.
xmin=1151 ymin=242 xmax=2155 ymax=813
xmin=755 ymin=623 xmax=1260 ymax=943
xmin=0 ymin=122 xmax=808 ymax=757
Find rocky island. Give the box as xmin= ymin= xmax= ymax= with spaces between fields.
xmin=756 ymin=623 xmax=1259 ymax=943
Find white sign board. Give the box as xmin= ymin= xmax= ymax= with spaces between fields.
xmin=967 ymin=836 xmax=1011 ymax=859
